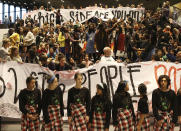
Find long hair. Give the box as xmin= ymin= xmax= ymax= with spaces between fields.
xmin=158 ymin=75 xmax=170 ymax=88
xmin=138 ymin=83 xmax=147 ymax=96
xmin=10 ymin=46 xmax=19 ymax=59
xmin=2 ymin=38 xmax=10 ymax=47
xmin=115 ymin=80 xmax=128 ymax=94
xmin=97 ymin=83 xmax=111 ymax=101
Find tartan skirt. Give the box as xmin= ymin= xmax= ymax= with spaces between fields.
xmin=90 ymin=112 xmax=106 ymax=131
xmin=154 ymin=110 xmax=174 ymax=131
xmin=70 ymin=103 xmax=87 ymax=131
xmin=114 ymin=108 xmax=134 ymax=131
xmin=43 ymin=105 xmax=63 ymax=131
xmin=21 ymin=105 xmax=40 ymax=131
xmin=136 ymin=112 xmax=150 ymax=131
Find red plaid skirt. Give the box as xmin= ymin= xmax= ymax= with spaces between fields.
xmin=91 ymin=112 xmax=106 ymax=131
xmin=136 ymin=112 xmax=150 ymax=131
xmin=21 ymin=105 xmax=40 ymax=131
xmin=154 ymin=110 xmax=174 ymax=131
xmin=44 ymin=105 xmax=63 ymax=131
xmin=70 ymin=103 xmax=87 ymax=131
xmin=114 ymin=108 xmax=134 ymax=131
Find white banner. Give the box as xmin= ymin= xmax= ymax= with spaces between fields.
xmin=0 ymin=61 xmax=180 ymax=118
xmin=23 ymin=7 xmax=145 ymax=26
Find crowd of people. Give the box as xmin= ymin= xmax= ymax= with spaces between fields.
xmin=0 ymin=1 xmax=181 ymax=72
xmin=19 ymin=73 xmax=181 ymax=131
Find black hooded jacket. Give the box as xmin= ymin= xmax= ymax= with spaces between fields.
xmin=89 ymin=94 xmax=112 ymax=128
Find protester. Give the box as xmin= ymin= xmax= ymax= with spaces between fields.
xmin=19 ymin=76 xmax=41 ymax=131
xmin=55 ymin=54 xmax=72 ymax=71
xmin=9 ymin=28 xmax=20 ymax=47
xmin=81 ymin=54 xmax=93 ymax=67
xmin=24 ymin=27 xmax=35 ymax=48
xmin=100 ymin=47 xmax=115 ymax=62
xmin=152 ymin=75 xmax=177 ymax=130
xmin=86 ymin=23 xmax=96 ymax=60
xmin=89 ymin=83 xmax=111 ymax=131
xmin=71 ymin=25 xmax=82 ymax=61
xmin=112 ymin=81 xmax=135 ymax=131
xmin=42 ymin=75 xmax=64 ymax=130
xmin=136 ymin=83 xmax=150 ymax=131
xmin=114 ymin=26 xmax=126 ymax=60
xmin=25 ymin=49 xmax=39 ymax=64
xmin=67 ymin=73 xmax=91 ymax=131
xmin=68 ymin=57 xmax=78 ymax=70
xmin=58 ymin=27 xmax=66 ymax=55
xmin=176 ymin=51 xmax=181 ymax=63
xmin=1 ymin=1 xmax=180 ymax=67
xmin=10 ymin=46 xmax=22 ymax=63
xmin=0 ymin=38 xmax=11 ymax=61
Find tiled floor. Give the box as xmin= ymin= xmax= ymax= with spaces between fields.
xmin=1 ymin=124 xmax=180 ymax=131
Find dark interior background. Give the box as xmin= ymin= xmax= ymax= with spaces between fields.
xmin=0 ymin=0 xmax=180 ymax=10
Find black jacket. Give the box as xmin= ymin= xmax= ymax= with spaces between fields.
xmin=42 ymin=87 xmax=64 ymax=124
xmin=152 ymin=88 xmax=177 ymax=123
xmin=89 ymin=95 xmax=112 ymax=128
xmin=67 ymin=87 xmax=91 ymax=117
xmin=19 ymin=88 xmax=41 ymax=115
xmin=112 ymin=91 xmax=135 ymax=126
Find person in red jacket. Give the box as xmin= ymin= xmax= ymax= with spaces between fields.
xmin=114 ymin=27 xmax=125 ymax=59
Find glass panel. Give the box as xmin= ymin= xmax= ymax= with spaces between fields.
xmin=22 ymin=8 xmax=27 ymax=19
xmin=4 ymin=4 xmax=8 ymax=23
xmin=16 ymin=6 xmax=20 ymax=20
xmin=0 ymin=2 xmax=2 ymax=24
xmin=10 ymin=5 xmax=14 ymax=22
